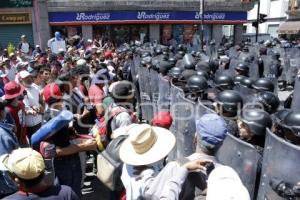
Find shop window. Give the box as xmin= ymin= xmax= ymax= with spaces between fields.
xmin=267 ymin=24 xmax=279 ymax=38
xmin=222 ymin=25 xmax=234 ymax=39
xmin=161 ymin=24 xmax=211 ymax=50
xmin=51 ymin=26 xmax=82 ymax=39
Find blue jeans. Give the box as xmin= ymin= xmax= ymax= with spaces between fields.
xmin=54 ymin=154 xmax=82 ymax=197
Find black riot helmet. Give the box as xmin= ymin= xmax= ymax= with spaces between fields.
xmin=214 ymin=75 xmax=234 ymax=91
xmin=217 ymin=48 xmax=225 ymax=56
xmin=141 ymin=52 xmax=151 ymax=58
xmin=215 ymin=90 xmax=243 ymax=117
xmin=196 ymin=70 xmax=209 ymax=80
xmin=196 ymin=61 xmax=210 ymax=73
xmin=155 ymin=47 xmax=163 ymax=55
xmin=169 ymin=45 xmax=175 ymax=52
xmin=182 ymin=69 xmax=197 ymax=81
xmin=281 ymin=111 xmax=300 ymax=144
xmin=186 ymin=75 xmax=208 ymax=93
xmin=252 ymin=78 xmax=274 ymax=92
xmin=240 ymin=77 xmax=253 ymax=88
xmin=272 ymin=50 xmax=280 ymax=59
xmin=235 ymin=63 xmax=249 ymax=76
xmin=240 ymin=109 xmax=272 ymax=136
xmin=256 ymin=91 xmax=280 ymax=114
xmin=242 ymin=46 xmax=249 ymax=53
xmin=169 ymin=67 xmax=183 ymax=79
xmin=177 ymin=44 xmax=185 ymax=52
xmin=234 ymin=75 xmax=246 ymax=85
xmin=168 ymin=57 xmax=177 ymax=66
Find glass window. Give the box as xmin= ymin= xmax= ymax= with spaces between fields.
xmin=267 ymin=24 xmax=279 ymax=38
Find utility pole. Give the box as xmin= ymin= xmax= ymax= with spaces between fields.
xmin=200 ymin=0 xmax=204 ymax=51
xmin=255 ymin=0 xmax=260 ymax=42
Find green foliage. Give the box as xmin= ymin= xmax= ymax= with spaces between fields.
xmin=7 ymin=43 xmax=16 ymax=55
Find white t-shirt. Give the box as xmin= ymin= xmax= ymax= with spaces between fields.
xmin=23 ymin=85 xmax=43 ymax=127
xmin=21 ymin=42 xmax=30 ymax=54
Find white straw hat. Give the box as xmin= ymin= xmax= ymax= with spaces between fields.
xmin=119 ymin=124 xmax=176 ymax=166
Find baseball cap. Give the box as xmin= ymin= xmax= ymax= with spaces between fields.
xmin=19 ymin=70 xmax=31 ymax=79
xmin=43 ymin=83 xmax=63 ymax=104
xmin=195 ymin=113 xmax=227 ymax=147
xmin=0 ymin=148 xmax=45 ymax=180
xmin=151 ymin=112 xmax=173 ymax=129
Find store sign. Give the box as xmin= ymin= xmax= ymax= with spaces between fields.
xmin=49 ymin=11 xmax=247 ymax=25
xmin=0 ymin=0 xmax=32 ymax=8
xmin=0 ymin=13 xmax=31 ymax=24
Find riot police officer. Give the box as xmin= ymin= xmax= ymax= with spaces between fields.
xmin=214 ymin=90 xmax=243 ymax=136
xmin=185 ymin=74 xmax=208 ymax=102
xmin=235 ymin=63 xmax=249 ymax=77
xmin=238 ymin=109 xmax=272 ymax=149
xmin=252 ymin=78 xmax=275 ymax=93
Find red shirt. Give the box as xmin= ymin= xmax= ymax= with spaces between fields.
xmin=6 ymin=101 xmax=27 ymax=145
xmin=88 ymin=84 xmax=105 ymax=105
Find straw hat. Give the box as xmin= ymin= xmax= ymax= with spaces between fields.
xmin=119 ymin=124 xmax=176 ymax=166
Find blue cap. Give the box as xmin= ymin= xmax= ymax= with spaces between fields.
xmin=195 ymin=113 xmax=227 ymax=146
xmin=91 ymin=68 xmax=110 ymax=85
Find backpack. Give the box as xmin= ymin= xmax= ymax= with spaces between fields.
xmin=96 ymin=135 xmax=127 ymax=191
xmin=92 ymin=106 xmax=136 ymax=151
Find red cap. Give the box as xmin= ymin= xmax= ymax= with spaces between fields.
xmin=4 ymin=81 xmax=25 ymax=100
xmin=151 ymin=112 xmax=173 ymax=129
xmin=104 ymin=51 xmax=112 ymax=59
xmin=43 ymin=83 xmax=62 ymax=104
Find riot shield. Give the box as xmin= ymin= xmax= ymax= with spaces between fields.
xmin=286 ymin=48 xmax=300 ymax=85
xmin=216 ymin=133 xmax=261 ymax=199
xmin=158 ymin=75 xmax=171 ymax=111
xmin=169 ymin=92 xmax=196 ymax=160
xmin=168 ymin=83 xmax=185 ymax=160
xmin=149 ymin=69 xmax=160 ymax=115
xmin=229 ymin=57 xmax=241 ymax=76
xmin=257 ymin=129 xmax=300 ymax=200
xmin=138 ymin=66 xmax=154 ymax=122
xmin=132 ymin=54 xmax=140 ymax=82
xmin=291 ymin=76 xmax=300 ymax=111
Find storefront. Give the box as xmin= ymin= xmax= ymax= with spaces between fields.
xmin=48 ymin=10 xmax=247 ymax=45
xmin=0 ymin=0 xmax=34 ymax=49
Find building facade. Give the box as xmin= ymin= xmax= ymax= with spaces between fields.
xmin=0 ymin=0 xmax=35 ymax=49
xmin=246 ymin=0 xmax=289 ymax=38
xmin=2 ymin=0 xmax=255 ymax=50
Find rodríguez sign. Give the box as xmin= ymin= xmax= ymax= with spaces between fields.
xmin=49 ymin=10 xmax=247 ymax=25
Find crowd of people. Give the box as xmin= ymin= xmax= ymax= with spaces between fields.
xmin=0 ymin=31 xmax=299 ymax=200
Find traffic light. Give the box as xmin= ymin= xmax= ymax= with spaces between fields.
xmin=252 ymin=21 xmax=258 ymax=28
xmin=259 ymin=13 xmax=267 ymax=23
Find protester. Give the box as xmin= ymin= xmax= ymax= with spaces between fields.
xmin=119 ymin=124 xmax=211 ymax=199
xmin=19 ymin=70 xmax=44 ymax=142
xmin=18 ymin=35 xmax=31 ymax=55
xmin=41 ymin=83 xmax=97 ymax=196
xmin=0 ymin=148 xmax=79 ymax=200
xmin=4 ymin=81 xmax=27 ymax=146
xmin=0 ymin=99 xmax=19 ymax=198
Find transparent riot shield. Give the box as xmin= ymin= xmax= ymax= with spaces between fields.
xmin=169 ymin=92 xmax=196 ymax=160
xmin=138 ymin=66 xmax=153 ymax=122
xmin=257 ymin=129 xmax=300 ymax=200
xmin=149 ymin=69 xmax=160 ymax=115
xmin=216 ymin=133 xmax=261 ymax=199
xmin=158 ymin=75 xmax=171 ymax=111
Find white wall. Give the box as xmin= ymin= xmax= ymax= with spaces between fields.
xmin=246 ymin=0 xmax=288 ymax=38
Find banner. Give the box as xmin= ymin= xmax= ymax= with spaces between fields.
xmin=49 ymin=11 xmax=247 ymax=25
